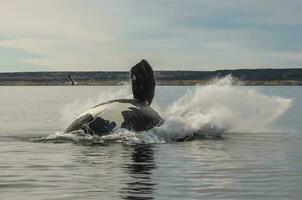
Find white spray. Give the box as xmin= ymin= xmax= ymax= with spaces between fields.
xmin=161 ymin=76 xmax=291 ymax=136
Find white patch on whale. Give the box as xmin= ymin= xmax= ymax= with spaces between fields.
xmin=78 ymin=102 xmax=139 ymax=129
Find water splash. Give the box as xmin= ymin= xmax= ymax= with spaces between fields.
xmin=40 ymin=76 xmax=292 ymax=145
xmin=162 ymin=75 xmax=292 ymax=135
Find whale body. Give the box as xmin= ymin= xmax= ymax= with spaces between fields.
xmin=64 ymin=60 xmax=164 ymax=136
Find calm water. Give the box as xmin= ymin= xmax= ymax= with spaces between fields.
xmin=0 ymin=85 xmax=301 ymax=200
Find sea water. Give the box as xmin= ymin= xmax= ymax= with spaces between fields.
xmin=0 ymin=78 xmax=301 ymax=199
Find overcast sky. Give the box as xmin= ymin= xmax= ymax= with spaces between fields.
xmin=0 ymin=0 xmax=301 ymax=72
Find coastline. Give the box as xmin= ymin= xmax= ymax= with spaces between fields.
xmin=1 ymin=68 xmax=302 ymax=86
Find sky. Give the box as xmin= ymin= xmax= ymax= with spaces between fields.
xmin=0 ymin=0 xmax=301 ymax=72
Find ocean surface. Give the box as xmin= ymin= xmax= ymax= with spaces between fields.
xmin=0 ymin=79 xmax=301 ymax=199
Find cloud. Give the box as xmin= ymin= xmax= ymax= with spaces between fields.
xmin=0 ymin=0 xmax=301 ymax=71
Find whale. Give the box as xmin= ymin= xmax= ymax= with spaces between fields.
xmin=64 ymin=59 xmax=164 ymax=136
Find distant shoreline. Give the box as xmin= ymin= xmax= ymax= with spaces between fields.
xmin=1 ymin=80 xmax=302 ymax=86
xmin=1 ymin=68 xmax=302 ymax=86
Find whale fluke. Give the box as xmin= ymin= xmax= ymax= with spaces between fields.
xmin=130 ymin=59 xmax=155 ymax=105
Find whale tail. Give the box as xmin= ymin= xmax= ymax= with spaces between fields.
xmin=131 ymin=59 xmax=155 ymax=105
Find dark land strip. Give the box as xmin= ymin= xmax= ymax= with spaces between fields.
xmin=1 ymin=68 xmax=302 ymax=86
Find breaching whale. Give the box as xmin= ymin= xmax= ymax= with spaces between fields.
xmin=64 ymin=59 xmax=164 ymax=136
